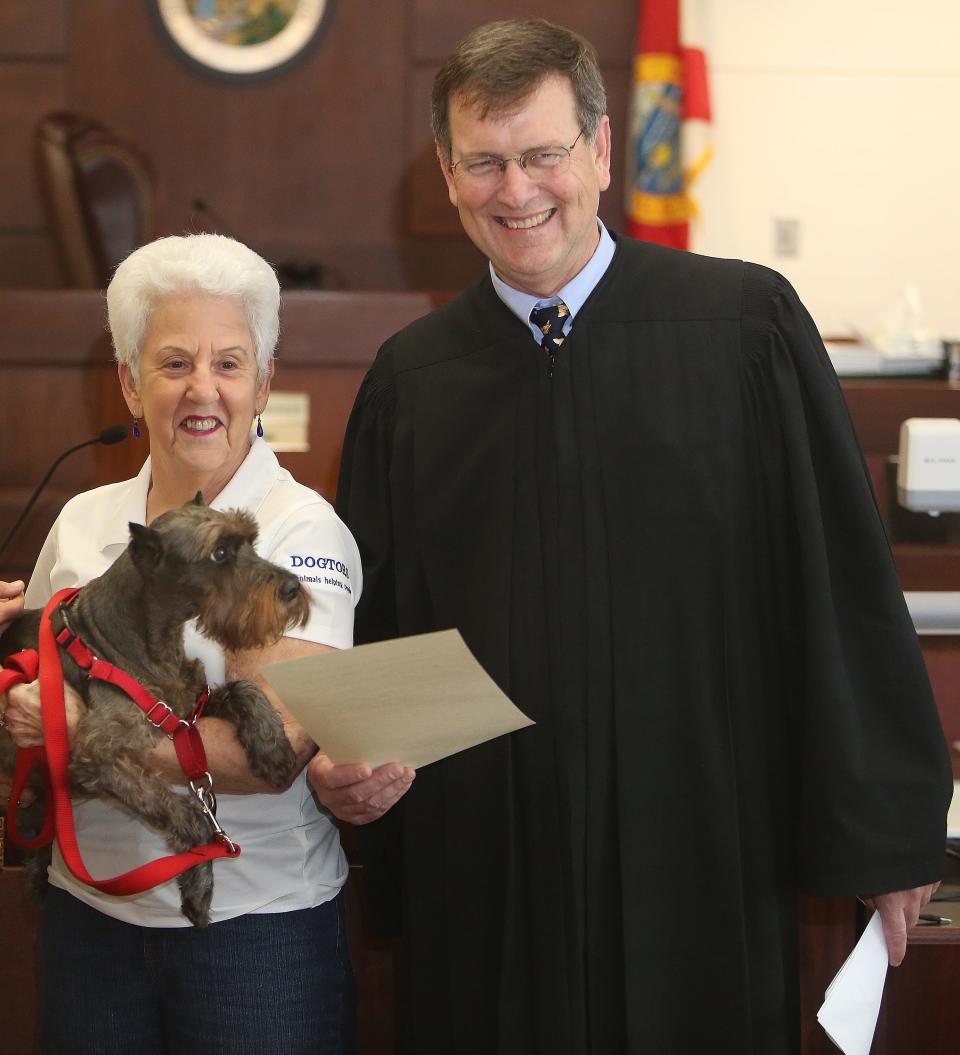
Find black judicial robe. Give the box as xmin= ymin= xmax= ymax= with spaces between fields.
xmin=337 ymin=235 xmax=951 ymax=1054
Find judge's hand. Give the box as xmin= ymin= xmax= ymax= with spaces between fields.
xmin=860 ymin=882 xmax=941 ymax=966
xmin=307 ymin=752 xmax=415 ymax=824
xmin=0 ymin=579 xmax=25 ymax=635
xmin=1 ymin=679 xmax=85 ymax=750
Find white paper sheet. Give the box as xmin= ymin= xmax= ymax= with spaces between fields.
xmin=817 ymin=912 xmax=888 ymax=1055
xmin=262 ymin=628 xmax=534 ymax=768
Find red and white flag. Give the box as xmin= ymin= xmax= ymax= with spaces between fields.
xmin=625 ymin=0 xmax=712 ymax=250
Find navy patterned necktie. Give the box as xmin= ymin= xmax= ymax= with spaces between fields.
xmin=530 ymin=300 xmax=570 ymax=375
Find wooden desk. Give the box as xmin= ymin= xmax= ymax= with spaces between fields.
xmin=801 ymin=875 xmax=960 ymax=1055
xmin=874 ymin=890 xmax=960 ymax=1054
xmin=0 ymin=869 xmax=41 ymax=1054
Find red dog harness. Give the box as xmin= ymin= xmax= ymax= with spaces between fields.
xmin=1 ymin=587 xmax=240 ymax=895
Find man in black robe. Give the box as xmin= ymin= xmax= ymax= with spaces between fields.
xmin=308 ymin=18 xmax=952 ymax=1054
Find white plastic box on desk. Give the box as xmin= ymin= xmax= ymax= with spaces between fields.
xmin=896 ymin=418 xmax=960 ymax=514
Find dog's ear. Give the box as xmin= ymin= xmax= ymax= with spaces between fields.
xmin=128 ymin=522 xmax=163 ymax=568
xmin=192 ymin=491 xmax=205 ymax=507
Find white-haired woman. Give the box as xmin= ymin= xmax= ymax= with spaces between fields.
xmin=0 ymin=234 xmax=412 ymax=1054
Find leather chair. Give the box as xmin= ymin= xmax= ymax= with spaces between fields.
xmin=35 ymin=112 xmax=157 ymax=288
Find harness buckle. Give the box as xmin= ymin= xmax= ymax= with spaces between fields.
xmin=144 ymin=700 xmax=175 ymax=729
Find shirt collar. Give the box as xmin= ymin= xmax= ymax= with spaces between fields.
xmin=100 ymin=457 xmax=153 ymax=547
xmin=98 ymin=435 xmax=278 ymax=550
xmin=209 ymin=435 xmax=278 ymax=516
xmin=490 ymin=219 xmax=616 ymax=340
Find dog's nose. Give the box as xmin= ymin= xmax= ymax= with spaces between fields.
xmin=279 ymin=578 xmax=301 ymax=603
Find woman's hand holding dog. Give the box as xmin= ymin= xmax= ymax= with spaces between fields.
xmin=0 ymin=584 xmax=83 ymax=752
xmin=0 ymin=678 xmax=83 ymax=808
xmin=1 ymin=582 xmax=57 ymax=807
xmin=0 ymin=579 xmax=25 ymax=634
xmin=2 ymin=679 xmax=85 ymax=749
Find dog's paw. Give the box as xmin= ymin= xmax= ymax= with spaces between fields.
xmin=207 ymin=680 xmax=298 ymax=788
xmin=247 ymin=732 xmax=297 ymax=788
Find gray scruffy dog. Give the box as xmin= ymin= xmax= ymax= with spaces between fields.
xmin=0 ymin=494 xmax=310 ymax=926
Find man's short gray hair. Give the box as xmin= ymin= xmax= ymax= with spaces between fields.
xmin=107 ymin=234 xmax=280 ymax=385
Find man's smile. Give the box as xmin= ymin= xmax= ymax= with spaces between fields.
xmin=496 ymin=208 xmax=557 ymax=230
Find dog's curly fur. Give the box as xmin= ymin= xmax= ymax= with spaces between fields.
xmin=0 ymin=494 xmax=310 ymax=926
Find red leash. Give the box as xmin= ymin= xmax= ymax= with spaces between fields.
xmin=0 ymin=649 xmax=54 ymax=848
xmin=2 ymin=587 xmax=240 ymax=895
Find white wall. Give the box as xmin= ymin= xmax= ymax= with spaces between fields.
xmin=690 ymin=1 xmax=960 ymax=339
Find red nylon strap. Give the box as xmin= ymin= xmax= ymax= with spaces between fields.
xmin=54 ymin=623 xmax=212 ymax=784
xmin=55 ymin=624 xmax=186 ymax=739
xmin=1 ymin=652 xmax=55 ymax=848
xmin=2 ymin=588 xmax=240 ymax=891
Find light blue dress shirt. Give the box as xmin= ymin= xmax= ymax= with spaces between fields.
xmin=489 ymin=219 xmax=616 ymax=344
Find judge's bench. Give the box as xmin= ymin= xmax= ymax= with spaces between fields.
xmin=1 ymin=290 xmax=958 ymax=1054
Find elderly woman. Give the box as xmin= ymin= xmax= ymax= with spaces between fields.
xmin=0 ymin=234 xmax=412 ymax=1055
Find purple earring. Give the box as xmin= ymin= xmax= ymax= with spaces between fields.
xmin=133 ymin=416 xmax=141 ymax=439
xmin=256 ymin=415 xmax=264 ymax=438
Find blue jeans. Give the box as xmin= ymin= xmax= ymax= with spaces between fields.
xmin=41 ymin=887 xmax=355 ymax=1055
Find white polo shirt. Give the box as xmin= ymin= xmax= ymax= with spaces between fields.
xmin=25 ymin=437 xmax=361 ymax=926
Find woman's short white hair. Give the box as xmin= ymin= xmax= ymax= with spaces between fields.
xmin=107 ymin=234 xmax=280 ymax=385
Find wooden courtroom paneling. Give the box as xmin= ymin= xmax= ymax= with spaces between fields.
xmin=0 ymin=65 xmax=65 ymax=229
xmin=0 ymin=293 xmax=120 ymax=579
xmin=920 ymin=638 xmax=960 ymax=776
xmin=0 ymin=233 xmax=60 ymax=289
xmin=410 ymin=0 xmax=636 ymax=63
xmin=873 ymin=913 xmax=960 ymax=1054
xmin=0 ymin=0 xmax=64 ymax=288
xmin=0 ymin=0 xmax=66 ymax=57
xmin=0 ymin=1 xmax=634 ymax=291
xmin=843 ymin=380 xmax=960 ymax=455
xmin=0 ymin=869 xmax=42 ymax=1055
xmin=63 ymin=2 xmax=413 ymax=288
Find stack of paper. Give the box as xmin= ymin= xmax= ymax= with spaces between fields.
xmin=824 ymin=340 xmax=943 ymax=378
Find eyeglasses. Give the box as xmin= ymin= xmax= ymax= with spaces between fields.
xmin=450 ymin=130 xmax=585 ymax=184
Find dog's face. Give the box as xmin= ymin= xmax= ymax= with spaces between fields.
xmin=129 ymin=495 xmax=310 ymax=652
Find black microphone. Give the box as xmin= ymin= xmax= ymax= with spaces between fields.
xmin=0 ymin=425 xmax=129 ymax=561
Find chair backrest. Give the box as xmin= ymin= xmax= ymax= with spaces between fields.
xmin=36 ymin=112 xmax=157 ymax=288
